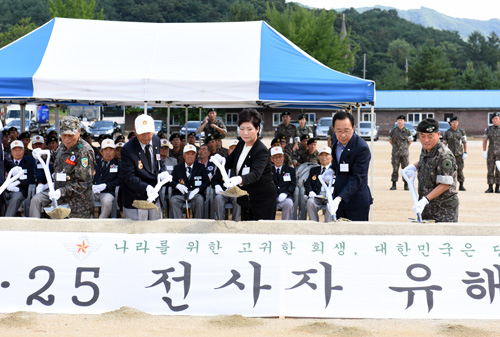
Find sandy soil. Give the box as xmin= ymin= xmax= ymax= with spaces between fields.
xmin=2 ymin=137 xmax=499 ymax=337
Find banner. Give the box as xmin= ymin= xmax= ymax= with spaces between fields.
xmin=0 ymin=231 xmax=499 ymax=318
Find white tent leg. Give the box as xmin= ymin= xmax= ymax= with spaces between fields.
xmin=167 ymin=103 xmax=171 ymax=137
xmin=370 ymin=105 xmax=375 ymax=221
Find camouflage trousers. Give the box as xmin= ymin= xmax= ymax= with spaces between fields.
xmin=487 ymin=151 xmax=500 ymax=185
xmin=421 ymin=195 xmax=459 ymax=223
xmin=455 ymin=155 xmax=465 ymax=183
xmin=391 ymin=153 xmax=409 ymax=182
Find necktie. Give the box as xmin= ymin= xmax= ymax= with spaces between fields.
xmin=145 ymin=144 xmax=152 ymax=169
xmin=321 ymin=167 xmax=325 ymax=174
xmin=277 ymin=167 xmax=280 ymax=175
xmin=187 ymin=166 xmax=192 ymax=178
xmin=15 ymin=160 xmax=19 ymax=166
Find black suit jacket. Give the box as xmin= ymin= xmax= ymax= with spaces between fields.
xmin=93 ymin=158 xmax=121 ymax=196
xmin=5 ymin=155 xmax=36 ymax=198
xmin=331 ymin=133 xmax=372 ymax=210
xmin=272 ymin=165 xmax=296 ymax=200
xmin=304 ymin=165 xmax=332 ymax=195
xmin=120 ymin=136 xmax=165 ymax=208
xmin=171 ymin=161 xmax=210 ymax=198
xmin=225 ymin=139 xmax=277 ymax=208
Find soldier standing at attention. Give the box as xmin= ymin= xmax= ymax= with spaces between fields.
xmin=443 ymin=116 xmax=467 ymax=191
xmin=389 ymin=115 xmax=412 ymax=190
xmin=197 ymin=109 xmax=227 ymax=138
xmin=275 ymin=111 xmax=299 ymax=153
xmin=483 ymin=112 xmax=500 ymax=193
xmin=297 ymin=113 xmax=313 ymax=139
xmin=402 ymin=119 xmax=459 ymax=222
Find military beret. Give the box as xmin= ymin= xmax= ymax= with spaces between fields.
xmin=397 ymin=115 xmax=406 ymax=121
xmin=491 ymin=112 xmax=500 ymax=122
xmin=115 ymin=134 xmax=125 ymax=142
xmin=300 ymin=134 xmax=310 ymax=141
xmin=80 ymin=130 xmax=89 ymax=138
xmin=157 ymin=132 xmax=166 ymax=139
xmin=298 ymin=113 xmax=306 ymax=120
xmin=271 ymin=137 xmax=280 ymax=146
xmin=127 ymin=131 xmax=136 ymax=139
xmin=168 ymin=132 xmax=179 ymax=142
xmin=47 ymin=130 xmax=58 ymax=137
xmin=98 ymin=134 xmax=106 ymax=141
xmin=307 ymin=138 xmax=317 ymax=145
xmin=187 ymin=132 xmax=196 ymax=138
xmin=204 ymin=135 xmax=216 ymax=144
xmin=2 ymin=129 xmax=8 ymax=136
xmin=281 ymin=111 xmax=291 ymax=118
xmin=18 ymin=131 xmax=30 ymax=140
xmin=449 ymin=116 xmax=458 ymax=122
xmin=416 ymin=118 xmax=439 ymax=133
xmin=8 ymin=126 xmax=18 ymax=132
xmin=213 ymin=134 xmax=221 ymax=140
xmin=46 ymin=135 xmax=59 ymax=145
xmin=279 ymin=135 xmax=287 ymax=142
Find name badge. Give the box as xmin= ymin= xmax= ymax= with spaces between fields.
xmin=289 ymin=137 xmax=293 ymax=144
xmin=194 ymin=176 xmax=202 ymax=186
xmin=283 ymin=173 xmax=291 ymax=182
xmin=20 ymin=169 xmax=28 ymax=180
xmin=156 ymin=154 xmax=161 ymax=161
xmin=56 ymin=172 xmax=67 ymax=181
xmin=340 ymin=163 xmax=349 ymax=172
xmin=167 ymin=165 xmax=173 ymax=171
xmin=110 ymin=165 xmax=118 ymax=173
xmin=242 ymin=167 xmax=250 ymax=175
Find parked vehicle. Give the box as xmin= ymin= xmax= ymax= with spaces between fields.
xmin=179 ymin=121 xmax=205 ymax=140
xmin=5 ymin=104 xmax=37 ymax=125
xmin=3 ymin=119 xmax=39 ymax=133
xmin=88 ymin=120 xmax=122 ymax=140
xmin=314 ymin=117 xmax=332 ymax=139
xmin=393 ymin=122 xmax=418 ymax=141
xmin=438 ymin=121 xmax=451 ymax=139
xmin=154 ymin=120 xmax=168 ymax=134
xmin=356 ymin=121 xmax=379 ymax=141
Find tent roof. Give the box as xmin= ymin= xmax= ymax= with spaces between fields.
xmin=0 ymin=18 xmax=375 ymax=109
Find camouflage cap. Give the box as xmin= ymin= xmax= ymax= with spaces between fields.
xmin=60 ymin=116 xmax=81 ymax=135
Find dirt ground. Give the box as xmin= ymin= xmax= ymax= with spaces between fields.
xmin=1 ymin=137 xmax=499 ymax=337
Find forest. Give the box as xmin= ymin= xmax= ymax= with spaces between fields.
xmin=1 ymin=0 xmax=499 ymax=90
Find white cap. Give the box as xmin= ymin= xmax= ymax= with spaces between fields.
xmin=228 ymin=139 xmax=239 ymax=148
xmin=270 ymin=146 xmax=283 ymax=156
xmin=134 ymin=114 xmax=155 ymax=135
xmin=10 ymin=140 xmax=24 ymax=149
xmin=319 ymin=146 xmax=332 ymax=155
xmin=101 ymin=139 xmax=116 ymax=149
xmin=116 ymin=142 xmax=125 ymax=148
xmin=31 ymin=135 xmax=44 ymax=144
xmin=183 ymin=144 xmax=197 ymax=153
xmin=160 ymin=139 xmax=170 ymax=147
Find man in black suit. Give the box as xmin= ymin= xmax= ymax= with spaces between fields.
xmin=305 ymin=145 xmax=334 ymax=222
xmin=4 ymin=140 xmax=35 ymax=216
xmin=270 ymin=146 xmax=296 ymax=220
xmin=120 ymin=114 xmax=168 ymax=220
xmin=170 ymin=144 xmax=210 ymax=219
xmin=93 ymin=139 xmax=121 ymax=218
xmin=328 ymin=111 xmax=372 ymax=221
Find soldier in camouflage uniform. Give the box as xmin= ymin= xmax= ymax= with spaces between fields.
xmin=327 ymin=125 xmax=337 ymax=148
xmin=296 ymin=138 xmax=320 ymax=166
xmin=443 ymin=116 xmax=467 ymax=191
xmin=402 ymin=119 xmax=459 ymax=222
xmin=30 ymin=116 xmax=96 ymax=218
xmin=389 ymin=115 xmax=413 ymax=190
xmin=293 ymin=134 xmax=310 ymax=166
xmin=483 ymin=112 xmax=500 ymax=193
xmin=270 ymin=137 xmax=293 ymax=167
xmin=297 ymin=113 xmax=313 ymax=139
xmin=198 ymin=109 xmax=227 ymax=138
xmin=275 ymin=111 xmax=299 ymax=153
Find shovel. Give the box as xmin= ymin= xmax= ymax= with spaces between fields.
xmin=318 ymin=175 xmax=336 ymax=221
xmin=209 ymin=157 xmax=248 ymax=198
xmin=496 ymin=160 xmax=500 ymax=172
xmin=132 ymin=173 xmax=172 ymax=212
xmin=32 ymin=149 xmax=71 ymax=219
xmin=0 ymin=167 xmax=25 ymax=195
xmin=184 ymin=192 xmax=190 ymax=218
xmin=401 ymin=168 xmax=422 ymax=223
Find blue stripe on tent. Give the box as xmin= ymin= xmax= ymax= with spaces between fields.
xmin=259 ymin=22 xmax=374 ymax=104
xmin=0 ymin=19 xmax=55 ymax=97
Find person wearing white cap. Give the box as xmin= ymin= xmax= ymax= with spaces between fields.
xmin=270 ymin=146 xmax=296 ymax=220
xmin=120 ymin=114 xmax=169 ymax=220
xmin=304 ymin=145 xmax=334 ymax=222
xmin=92 ymin=139 xmax=121 ymax=218
xmin=159 ymin=139 xmax=177 ymax=175
xmin=211 ymin=146 xmax=241 ymax=221
xmin=4 ymin=140 xmax=36 ymax=216
xmin=115 ymin=142 xmax=125 ymax=161
xmin=170 ymin=144 xmax=210 ymax=218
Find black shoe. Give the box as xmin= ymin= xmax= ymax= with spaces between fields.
xmin=496 ymin=185 xmax=500 ymax=193
xmin=404 ymin=182 xmax=409 ymax=191
xmin=459 ymin=183 xmax=466 ymax=191
xmin=390 ymin=182 xmax=396 ymax=190
xmin=485 ymin=185 xmax=494 ymax=193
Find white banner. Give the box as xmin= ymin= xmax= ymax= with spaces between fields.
xmin=0 ymin=231 xmax=499 ymax=319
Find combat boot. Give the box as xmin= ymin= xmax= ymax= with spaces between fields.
xmin=496 ymin=185 xmax=500 ymax=193
xmin=485 ymin=185 xmax=494 ymax=193
xmin=459 ymin=183 xmax=466 ymax=191
xmin=404 ymin=181 xmax=409 ymax=191
xmin=390 ymin=182 xmax=396 ymax=190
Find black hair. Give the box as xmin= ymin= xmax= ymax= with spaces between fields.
xmin=332 ymin=111 xmax=355 ymax=128
xmin=238 ymin=108 xmax=261 ymax=131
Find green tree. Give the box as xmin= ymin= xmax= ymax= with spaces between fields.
xmin=409 ymin=41 xmax=457 ymax=89
xmin=387 ymin=39 xmax=412 ymax=68
xmin=48 ymin=0 xmax=105 ymax=20
xmin=0 ymin=18 xmax=38 ymax=48
xmin=266 ymin=3 xmax=357 ymax=73
xmin=225 ymin=1 xmax=257 ymax=21
xmin=376 ymin=63 xmax=407 ymax=90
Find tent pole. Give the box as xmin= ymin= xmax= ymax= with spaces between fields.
xmin=20 ymin=103 xmax=26 ymax=133
xmin=370 ymin=105 xmax=375 ymax=222
xmin=198 ymin=107 xmax=202 ymax=147
xmin=55 ymin=105 xmax=60 ymax=135
xmin=185 ymin=105 xmax=189 ymax=144
xmin=144 ymin=102 xmax=147 ymax=115
xmin=166 ymin=103 xmax=171 ymax=137
xmin=357 ymin=105 xmax=360 ymax=136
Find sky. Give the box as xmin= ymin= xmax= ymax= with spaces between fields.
xmin=286 ymin=0 xmax=500 ymax=21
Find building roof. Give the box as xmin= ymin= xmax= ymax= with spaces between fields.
xmin=373 ymin=90 xmax=500 ymax=109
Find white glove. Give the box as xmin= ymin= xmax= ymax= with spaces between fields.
xmin=483 ymin=151 xmax=488 ymax=159
xmin=49 ymin=189 xmax=61 ymax=201
xmin=224 ymin=176 xmax=242 ymax=189
xmin=32 ymin=148 xmax=43 ymax=159
xmin=7 ymin=181 xmax=20 ymax=192
xmin=176 ymin=184 xmax=189 ymax=194
xmin=92 ymin=185 xmax=100 ymax=194
xmin=146 ymin=185 xmax=159 ymax=202
xmin=321 ymin=168 xmax=335 ymax=183
xmin=9 ymin=166 xmax=24 ymax=177
xmin=211 ymin=153 xmax=226 ymax=167
xmin=402 ymin=164 xmax=417 ymax=179
xmin=36 ymin=183 xmax=48 ymax=194
xmin=413 ymin=197 xmax=429 ymax=214
xmin=158 ymin=171 xmax=172 ymax=183
xmin=96 ymin=183 xmax=106 ymax=193
xmin=215 ymin=185 xmax=223 ymax=195
xmin=308 ymin=191 xmax=317 ymax=198
xmin=278 ymin=193 xmax=287 ymax=202
xmin=462 ymin=153 xmax=467 ymax=160
xmin=327 ymin=197 xmax=341 ymax=217
xmin=188 ymin=188 xmax=199 ymax=200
